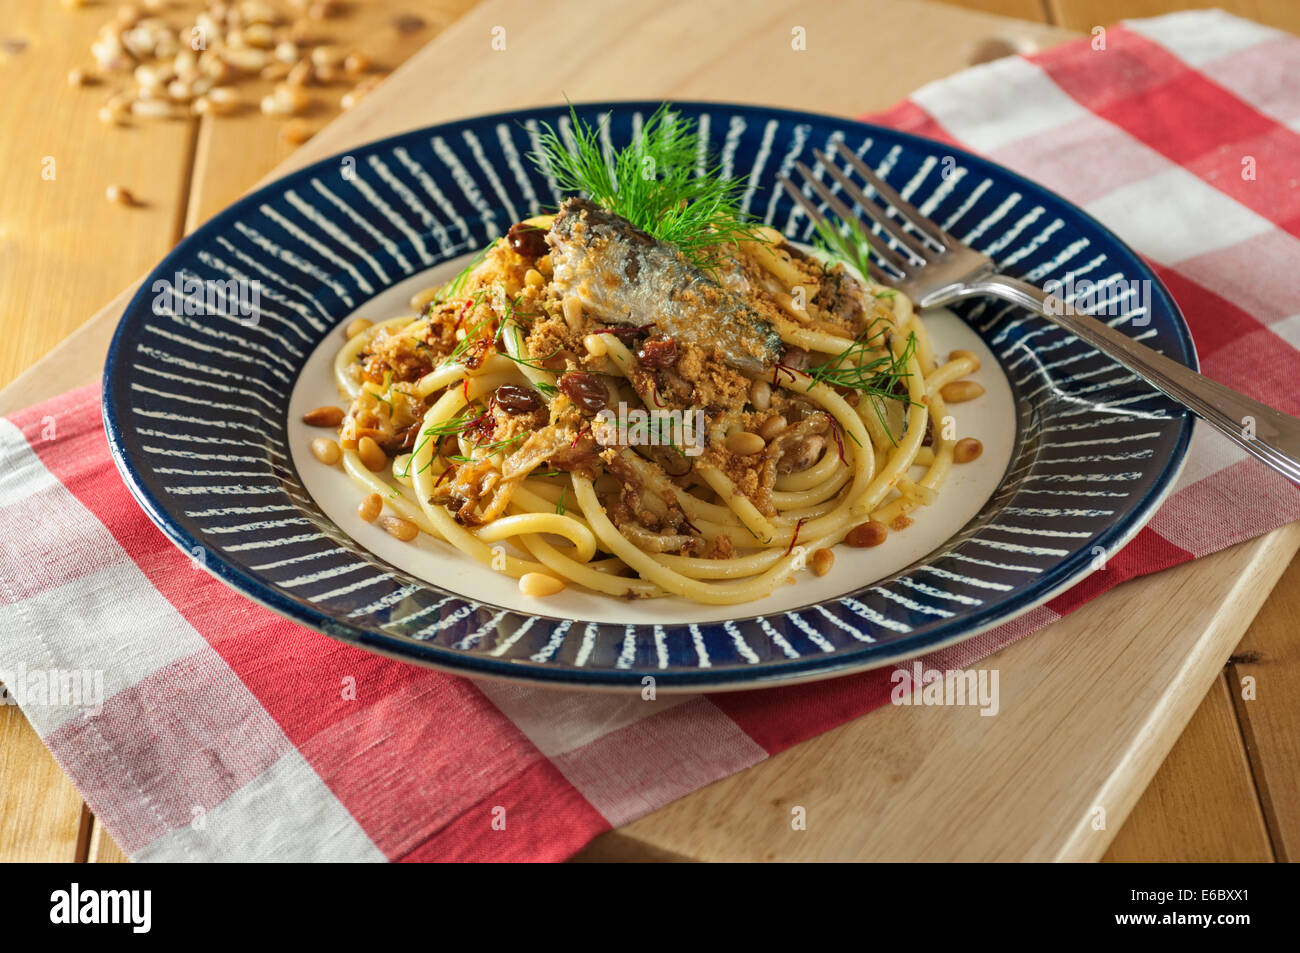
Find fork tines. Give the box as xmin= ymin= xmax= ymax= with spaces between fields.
xmin=780 ymin=139 xmax=954 ymax=283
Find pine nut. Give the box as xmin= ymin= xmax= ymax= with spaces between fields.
xmin=949 ymin=349 xmax=980 ymax=372
xmin=519 ymin=572 xmax=565 ymax=597
xmin=222 ymin=46 xmax=267 ymax=73
xmin=280 ymin=118 xmax=312 ymax=145
xmin=392 ymin=454 xmax=413 ymax=487
xmin=260 ymin=61 xmax=291 ymax=81
xmin=98 ymin=102 xmax=127 ymax=124
xmin=939 ymin=380 xmax=984 ymax=403
xmin=757 ymin=414 xmax=787 ymax=441
xmin=953 ymin=437 xmax=983 ymax=463
xmin=846 ymin=521 xmax=888 ymax=548
xmin=357 ymin=493 xmax=382 ymax=522
xmin=748 ymin=378 xmax=771 ymax=411
xmin=357 ymin=436 xmax=386 ymax=472
xmin=309 ymin=0 xmax=341 ymax=20
xmin=302 ymin=405 xmax=343 ymax=427
xmin=244 ymin=23 xmax=275 ymax=48
xmin=131 ymin=97 xmax=175 ymax=119
xmin=582 ymin=333 xmax=607 ymax=358
xmin=309 ymin=436 xmax=340 ymax=465
xmin=310 ymin=44 xmax=345 ymax=68
xmin=105 ymin=183 xmax=135 ymax=206
xmin=408 ymin=287 xmax=439 ymax=312
xmin=345 ymin=317 xmax=372 ymax=338
xmin=811 ymin=548 xmax=834 ymax=576
xmin=343 ymin=50 xmax=370 ymax=78
xmin=194 ymin=85 xmax=238 ymax=115
xmin=134 ymin=63 xmax=169 ymax=89
xmin=379 ymin=515 xmax=418 ymax=541
xmin=725 ymin=431 xmax=766 ymax=456
xmin=275 ymin=40 xmax=299 ymax=63
xmin=524 ymin=268 xmax=544 ymax=288
xmin=561 ymin=296 xmax=583 ymax=328
xmin=287 ymin=59 xmax=312 ymax=86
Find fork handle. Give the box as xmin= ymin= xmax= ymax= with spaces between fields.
xmin=971 ymin=274 xmax=1300 ymax=485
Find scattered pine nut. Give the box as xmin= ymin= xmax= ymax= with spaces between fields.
xmin=408 ymin=287 xmax=439 ymax=312
xmin=392 ymin=454 xmax=413 ymax=487
xmin=724 ymin=431 xmax=766 ymax=456
xmin=811 ymin=548 xmax=834 ymax=576
xmin=357 ymin=435 xmax=386 ymax=472
xmin=379 ymin=515 xmax=418 ymax=541
xmin=939 ymin=380 xmax=984 ymax=403
xmin=846 ymin=521 xmax=888 ymax=548
xmin=309 ymin=436 xmax=340 ymax=465
xmin=344 ymin=317 xmax=372 ymax=338
xmin=949 ymin=349 xmax=981 ymax=372
xmin=582 ymin=333 xmax=607 ymax=358
xmin=757 ymin=414 xmax=787 ymax=441
xmin=105 ymin=183 xmax=135 ymax=206
xmin=953 ymin=437 xmax=983 ymax=464
xmin=310 ymin=44 xmax=345 ymax=68
xmin=280 ymin=117 xmax=311 ymax=145
xmin=287 ymin=59 xmax=313 ymax=86
xmin=356 ymin=493 xmax=382 ymax=523
xmin=301 ymin=405 xmax=343 ymax=427
xmin=519 ymin=572 xmax=565 ymax=597
xmin=748 ymin=378 xmax=771 ymax=411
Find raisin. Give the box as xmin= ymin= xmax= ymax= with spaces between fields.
xmin=506 ymin=222 xmax=548 ymax=260
xmin=495 ymin=383 xmax=542 ymax=414
xmin=558 ymin=372 xmax=609 ymax=413
xmin=780 ymin=346 xmax=812 ymax=370
xmin=637 ymin=337 xmax=678 ymax=368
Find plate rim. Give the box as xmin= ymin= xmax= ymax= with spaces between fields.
xmin=102 ymin=98 xmax=1198 ymax=690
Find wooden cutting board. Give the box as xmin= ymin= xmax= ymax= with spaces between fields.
xmin=2 ymin=0 xmax=1295 ymax=861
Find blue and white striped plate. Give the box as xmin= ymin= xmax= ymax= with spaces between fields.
xmin=103 ymin=102 xmax=1195 ymax=690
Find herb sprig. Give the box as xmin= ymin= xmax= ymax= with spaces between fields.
xmin=812 ymin=215 xmax=876 ymax=282
xmin=532 ymin=104 xmax=762 ymax=271
xmin=806 ymin=326 xmax=919 ymax=445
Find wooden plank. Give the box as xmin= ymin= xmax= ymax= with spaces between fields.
xmin=939 ymin=0 xmax=1052 ymax=24
xmin=87 ymin=816 xmax=131 ymax=864
xmin=185 ymin=1 xmax=476 ymax=231
xmin=1 ymin=0 xmax=1292 ymax=863
xmin=1049 ymin=0 xmax=1300 ymax=34
xmin=574 ymin=525 xmax=1300 ymax=860
xmin=1229 ymin=554 xmax=1300 ymax=861
xmin=0 ymin=705 xmax=90 ymax=861
xmin=1102 ymin=674 xmax=1273 ymax=861
xmin=0 ymin=1 xmax=199 ymax=393
xmin=0 ymin=0 xmax=1073 ymax=420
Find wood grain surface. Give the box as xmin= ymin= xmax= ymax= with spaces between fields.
xmin=0 ymin=0 xmax=1295 ymax=862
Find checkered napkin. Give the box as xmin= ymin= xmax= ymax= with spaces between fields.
xmin=2 ymin=11 xmax=1298 ymax=861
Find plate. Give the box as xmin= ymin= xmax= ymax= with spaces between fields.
xmin=103 ymin=101 xmax=1195 ymax=690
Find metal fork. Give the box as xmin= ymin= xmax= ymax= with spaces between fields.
xmin=781 ymin=140 xmax=1300 ymax=485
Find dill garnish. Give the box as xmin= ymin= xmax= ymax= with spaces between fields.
xmin=555 ymin=487 xmax=568 ymax=516
xmin=807 ymin=327 xmax=919 ymax=445
xmin=437 ymin=242 xmax=495 ymax=305
xmin=812 ymin=214 xmax=876 ymax=282
xmin=532 ymin=103 xmax=762 ymax=270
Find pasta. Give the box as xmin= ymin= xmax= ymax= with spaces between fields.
xmin=302 ymin=106 xmax=984 ymax=605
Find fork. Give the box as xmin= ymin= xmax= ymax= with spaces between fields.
xmin=781 ymin=140 xmax=1300 ymax=485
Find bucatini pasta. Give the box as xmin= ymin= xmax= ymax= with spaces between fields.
xmin=304 ymin=105 xmax=983 ymax=604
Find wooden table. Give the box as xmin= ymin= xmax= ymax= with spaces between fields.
xmin=1 ymin=0 xmax=1297 ymax=862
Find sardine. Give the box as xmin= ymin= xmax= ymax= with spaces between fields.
xmin=546 ymin=198 xmax=784 ymax=375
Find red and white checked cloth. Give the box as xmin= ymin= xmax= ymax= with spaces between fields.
xmin=2 ymin=10 xmax=1299 ymax=861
